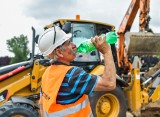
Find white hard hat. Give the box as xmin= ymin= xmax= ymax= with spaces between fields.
xmin=38 ymin=26 xmax=72 ymax=56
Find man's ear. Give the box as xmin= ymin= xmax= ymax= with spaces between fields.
xmin=55 ymin=49 xmax=63 ymax=58
xmin=48 ymin=51 xmax=54 ymax=59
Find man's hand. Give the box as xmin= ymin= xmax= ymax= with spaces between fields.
xmin=91 ymin=36 xmax=110 ymax=54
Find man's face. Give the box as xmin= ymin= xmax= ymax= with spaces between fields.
xmin=61 ymin=39 xmax=77 ymax=62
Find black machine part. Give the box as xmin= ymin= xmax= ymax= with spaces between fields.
xmin=0 ymin=96 xmax=39 ymax=117
xmin=11 ymin=96 xmax=39 ymax=109
xmin=142 ymin=69 xmax=160 ymax=86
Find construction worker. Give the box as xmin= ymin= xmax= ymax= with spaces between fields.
xmin=38 ymin=26 xmax=116 ymax=117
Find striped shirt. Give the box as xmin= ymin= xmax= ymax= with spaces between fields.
xmin=56 ymin=66 xmax=98 ymax=104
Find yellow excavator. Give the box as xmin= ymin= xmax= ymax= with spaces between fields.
xmin=0 ymin=0 xmax=160 ymax=117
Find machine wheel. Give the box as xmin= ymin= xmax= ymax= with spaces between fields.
xmin=89 ymin=85 xmax=127 ymax=117
xmin=0 ymin=101 xmax=39 ymax=117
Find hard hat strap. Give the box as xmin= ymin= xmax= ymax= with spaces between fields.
xmin=53 ymin=26 xmax=56 ymax=44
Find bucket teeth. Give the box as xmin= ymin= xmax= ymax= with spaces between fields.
xmin=125 ymin=32 xmax=160 ymax=55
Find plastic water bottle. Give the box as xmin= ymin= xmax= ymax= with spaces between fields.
xmin=77 ymin=31 xmax=118 ymax=53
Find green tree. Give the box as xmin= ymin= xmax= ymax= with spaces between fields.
xmin=6 ymin=35 xmax=30 ymax=64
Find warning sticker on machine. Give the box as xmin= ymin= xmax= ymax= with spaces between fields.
xmin=136 ymin=74 xmax=140 ymax=79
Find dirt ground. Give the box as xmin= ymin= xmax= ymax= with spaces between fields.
xmin=127 ymin=100 xmax=160 ymax=117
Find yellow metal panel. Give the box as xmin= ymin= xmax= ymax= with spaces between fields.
xmin=14 ymin=86 xmax=40 ymax=97
xmin=0 ymin=75 xmax=30 ymax=103
xmin=54 ymin=19 xmax=115 ymax=29
xmin=44 ymin=18 xmax=115 ymax=31
xmin=31 ymin=60 xmax=47 ymax=91
xmin=131 ymin=69 xmax=141 ymax=115
xmin=0 ymin=68 xmax=32 ymax=105
xmin=141 ymin=90 xmax=149 ymax=103
xmin=0 ymin=68 xmax=31 ymax=89
xmin=125 ymin=69 xmax=141 ymax=116
xmin=150 ymin=85 xmax=160 ymax=102
xmin=125 ymin=88 xmax=132 ymax=108
xmin=90 ymin=65 xmax=104 ymax=75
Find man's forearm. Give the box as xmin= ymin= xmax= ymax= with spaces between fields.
xmin=92 ymin=35 xmax=116 ymax=91
xmin=103 ymin=48 xmax=116 ymax=85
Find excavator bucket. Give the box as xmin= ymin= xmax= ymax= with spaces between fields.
xmin=125 ymin=32 xmax=160 ymax=55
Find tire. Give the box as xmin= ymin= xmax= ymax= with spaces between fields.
xmin=0 ymin=101 xmax=39 ymax=117
xmin=89 ymin=85 xmax=127 ymax=117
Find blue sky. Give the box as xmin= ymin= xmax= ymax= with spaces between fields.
xmin=0 ymin=0 xmax=159 ymax=57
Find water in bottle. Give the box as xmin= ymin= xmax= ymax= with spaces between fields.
xmin=77 ymin=31 xmax=118 ymax=53
xmin=106 ymin=31 xmax=118 ymax=44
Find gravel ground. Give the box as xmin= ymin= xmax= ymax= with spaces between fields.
xmin=126 ymin=100 xmax=160 ymax=117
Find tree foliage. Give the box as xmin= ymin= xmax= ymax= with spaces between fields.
xmin=6 ymin=35 xmax=30 ymax=64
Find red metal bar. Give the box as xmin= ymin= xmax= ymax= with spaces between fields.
xmin=0 ymin=66 xmax=26 ymax=81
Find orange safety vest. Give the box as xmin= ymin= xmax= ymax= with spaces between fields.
xmin=42 ymin=65 xmax=93 ymax=117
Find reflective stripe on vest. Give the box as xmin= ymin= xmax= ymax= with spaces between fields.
xmin=44 ymin=98 xmax=92 ymax=117
xmin=88 ymin=112 xmax=93 ymax=117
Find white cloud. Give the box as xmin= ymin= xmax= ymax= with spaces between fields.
xmin=0 ymin=0 xmax=42 ymax=56
xmin=0 ymin=0 xmax=159 ymax=57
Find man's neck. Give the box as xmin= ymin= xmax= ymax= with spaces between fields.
xmin=57 ymin=59 xmax=70 ymax=65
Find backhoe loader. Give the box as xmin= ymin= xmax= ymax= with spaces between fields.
xmin=0 ymin=27 xmax=50 ymax=117
xmin=0 ymin=0 xmax=160 ymax=117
